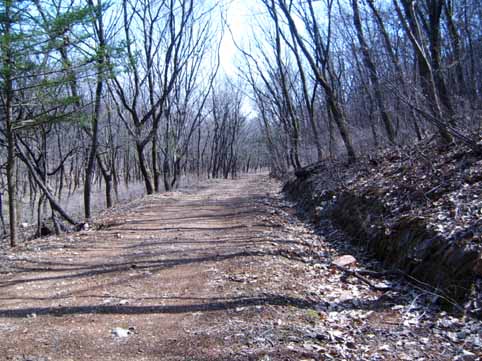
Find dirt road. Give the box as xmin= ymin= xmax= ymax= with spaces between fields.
xmin=0 ymin=174 xmax=479 ymax=360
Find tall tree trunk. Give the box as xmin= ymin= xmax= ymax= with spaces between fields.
xmin=84 ymin=0 xmax=106 ymax=219
xmin=5 ymin=90 xmax=16 ymax=246
xmin=444 ymin=0 xmax=465 ymax=96
xmin=394 ymin=0 xmax=453 ymax=143
xmin=3 ymin=1 xmax=17 ymax=246
xmin=136 ymin=142 xmax=154 ymax=194
xmin=96 ymin=155 xmax=112 ymax=208
xmin=352 ymin=0 xmax=396 ymax=143
xmin=276 ymin=0 xmax=356 ymax=161
xmin=152 ymin=132 xmax=161 ymax=192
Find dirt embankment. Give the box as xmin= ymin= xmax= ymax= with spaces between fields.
xmin=284 ymin=140 xmax=482 ymax=314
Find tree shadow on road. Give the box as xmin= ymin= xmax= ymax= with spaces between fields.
xmin=0 ymin=293 xmax=315 ymax=318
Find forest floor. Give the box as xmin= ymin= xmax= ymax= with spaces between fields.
xmin=0 ymin=174 xmax=480 ymax=361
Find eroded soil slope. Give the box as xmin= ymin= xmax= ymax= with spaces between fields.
xmin=0 ymin=174 xmax=480 ymax=360
xmin=285 ymin=140 xmax=482 ymax=307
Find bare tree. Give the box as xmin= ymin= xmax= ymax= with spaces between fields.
xmin=351 ymin=0 xmax=396 ymax=143
xmin=269 ymin=0 xmax=357 ymax=161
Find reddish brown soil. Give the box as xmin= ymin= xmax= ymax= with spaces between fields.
xmin=0 ymin=174 xmax=478 ymax=360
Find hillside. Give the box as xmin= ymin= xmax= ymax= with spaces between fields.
xmin=284 ymin=138 xmax=482 ymax=317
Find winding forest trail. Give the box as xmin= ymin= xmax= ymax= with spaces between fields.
xmin=0 ymin=174 xmax=476 ymax=360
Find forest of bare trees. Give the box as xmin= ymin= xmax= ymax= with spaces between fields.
xmin=1 ymin=0 xmax=481 ymax=246
xmin=0 ymin=0 xmax=266 ymax=246
xmin=243 ymin=0 xmax=481 ymax=176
